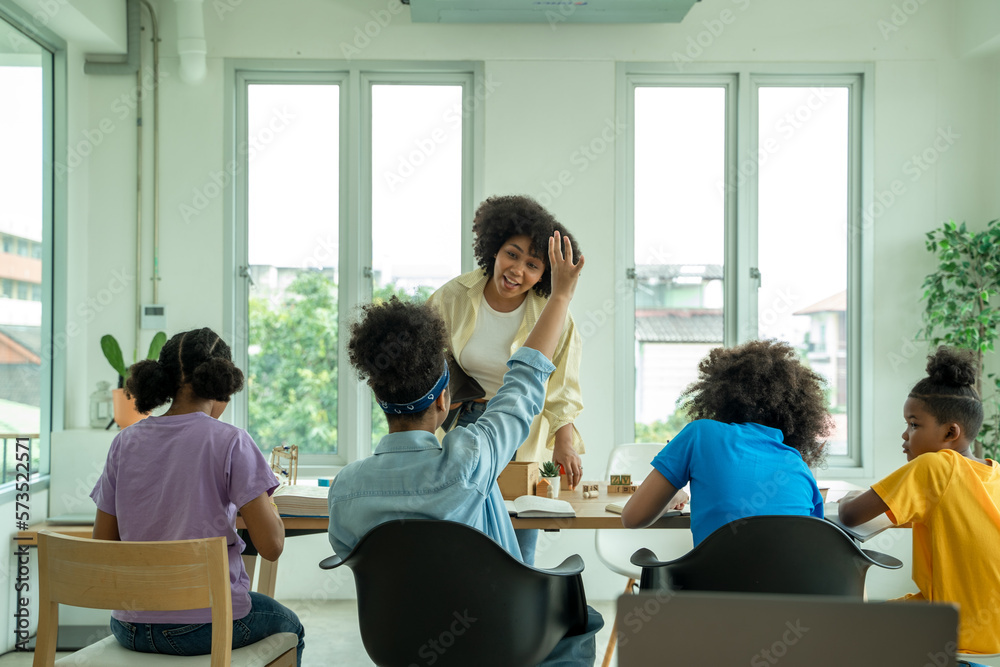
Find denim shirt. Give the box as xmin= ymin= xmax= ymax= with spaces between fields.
xmin=327 ymin=347 xmax=556 ymax=562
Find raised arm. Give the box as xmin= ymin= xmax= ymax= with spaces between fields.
xmin=522 ymin=231 xmax=584 ymax=360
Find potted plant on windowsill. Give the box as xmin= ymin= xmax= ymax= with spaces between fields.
xmin=539 ymin=461 xmax=561 ymax=499
xmin=101 ymin=332 xmax=166 ymax=429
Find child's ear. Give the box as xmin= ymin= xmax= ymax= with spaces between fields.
xmin=944 ymin=421 xmax=963 ymax=445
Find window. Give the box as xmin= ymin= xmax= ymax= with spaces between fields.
xmin=0 ymin=2 xmax=63 ymax=487
xmin=230 ymin=63 xmax=479 ymax=467
xmin=619 ymin=66 xmax=871 ymax=471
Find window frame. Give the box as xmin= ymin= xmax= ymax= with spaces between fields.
xmin=225 ymin=60 xmax=483 ymax=471
xmin=616 ymin=62 xmax=873 ymax=475
xmin=0 ymin=0 xmax=67 ymax=499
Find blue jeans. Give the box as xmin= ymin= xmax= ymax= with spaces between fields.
xmin=456 ymin=401 xmax=539 ymax=566
xmin=540 ymin=605 xmax=604 ymax=666
xmin=110 ymin=592 xmax=305 ymax=666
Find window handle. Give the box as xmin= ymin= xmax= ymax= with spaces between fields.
xmin=238 ymin=265 xmax=255 ymax=287
xmin=750 ymin=267 xmax=761 ymax=288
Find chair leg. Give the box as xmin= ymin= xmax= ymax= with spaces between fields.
xmin=602 ymin=578 xmax=637 ymax=667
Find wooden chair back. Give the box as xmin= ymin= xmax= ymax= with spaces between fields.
xmin=34 ymin=531 xmax=233 ymax=667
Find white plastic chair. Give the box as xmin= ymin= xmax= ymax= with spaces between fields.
xmin=594 ymin=442 xmax=692 ymax=667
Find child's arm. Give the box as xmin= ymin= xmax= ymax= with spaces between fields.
xmin=838 ymin=488 xmax=890 ymax=527
xmin=621 ymin=470 xmax=685 ymax=528
xmin=240 ymin=492 xmax=285 ymax=561
xmin=522 ymin=231 xmax=584 ymax=361
xmin=92 ymin=509 xmax=120 ymax=541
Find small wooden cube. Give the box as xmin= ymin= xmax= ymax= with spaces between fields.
xmin=608 ymin=484 xmax=637 ymax=494
xmin=582 ymin=483 xmax=599 ymax=495
xmin=535 ymin=478 xmax=552 ymax=497
xmin=609 ymin=474 xmax=632 ymax=486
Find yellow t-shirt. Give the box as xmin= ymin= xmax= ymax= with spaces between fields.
xmin=872 ymin=449 xmax=1000 ymax=654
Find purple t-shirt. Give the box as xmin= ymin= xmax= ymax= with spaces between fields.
xmin=90 ymin=412 xmax=278 ymax=624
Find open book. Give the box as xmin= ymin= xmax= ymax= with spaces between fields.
xmin=272 ymin=484 xmax=330 ymax=517
xmin=604 ymin=500 xmax=689 ymax=517
xmin=824 ymin=502 xmax=894 ymax=542
xmin=505 ymin=495 xmax=576 ymax=518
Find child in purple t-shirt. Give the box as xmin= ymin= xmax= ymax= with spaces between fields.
xmin=90 ymin=327 xmax=305 ymax=664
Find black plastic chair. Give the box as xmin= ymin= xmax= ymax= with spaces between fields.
xmin=630 ymin=515 xmax=903 ymax=597
xmin=319 ymin=519 xmax=590 ymax=667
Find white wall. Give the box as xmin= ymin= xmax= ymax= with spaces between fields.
xmin=17 ymin=0 xmax=1000 ymax=643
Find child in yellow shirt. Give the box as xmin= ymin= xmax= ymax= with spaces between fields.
xmin=839 ymin=347 xmax=1000 ymax=659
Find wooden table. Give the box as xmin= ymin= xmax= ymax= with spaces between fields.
xmin=15 ymin=488 xmax=681 ymax=598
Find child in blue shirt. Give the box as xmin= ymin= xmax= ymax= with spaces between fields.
xmin=327 ymin=232 xmax=603 ymax=666
xmin=622 ymin=339 xmax=830 ymax=544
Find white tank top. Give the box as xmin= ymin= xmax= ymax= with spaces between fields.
xmin=460 ymin=297 xmax=526 ymax=399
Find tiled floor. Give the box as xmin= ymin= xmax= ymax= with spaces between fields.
xmin=0 ymin=598 xmax=621 ymax=667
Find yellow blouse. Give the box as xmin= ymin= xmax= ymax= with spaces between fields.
xmin=426 ymin=270 xmax=585 ymax=463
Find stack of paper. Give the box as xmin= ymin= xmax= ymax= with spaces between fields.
xmin=272 ymin=484 xmax=330 ymax=517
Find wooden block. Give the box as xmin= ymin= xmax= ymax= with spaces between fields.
xmin=581 ymin=483 xmax=599 ymax=494
xmin=608 ymin=484 xmax=637 ymax=494
xmin=498 ymin=461 xmax=539 ymax=500
xmin=535 ymin=478 xmax=552 ymax=497
xmin=609 ymin=474 xmax=632 ymax=486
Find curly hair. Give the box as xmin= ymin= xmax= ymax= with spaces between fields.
xmin=348 ymin=297 xmax=448 ymax=425
xmin=126 ymin=328 xmax=244 ymax=413
xmin=472 ymin=195 xmax=580 ymax=298
xmin=679 ymin=339 xmax=832 ymax=467
xmin=909 ymin=346 xmax=983 ymax=439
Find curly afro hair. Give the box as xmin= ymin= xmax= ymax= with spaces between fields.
xmin=472 ymin=195 xmax=580 ymax=298
xmin=679 ymin=339 xmax=832 ymax=467
xmin=909 ymin=346 xmax=983 ymax=439
xmin=348 ymin=297 xmax=448 ymax=425
xmin=125 ymin=328 xmax=244 ymax=414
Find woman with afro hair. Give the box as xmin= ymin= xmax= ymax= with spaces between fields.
xmin=426 ymin=195 xmax=586 ymax=565
xmin=90 ymin=328 xmax=305 ymax=664
xmin=622 ymin=339 xmax=831 ymax=547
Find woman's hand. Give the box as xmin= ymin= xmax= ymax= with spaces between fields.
xmin=551 ymin=425 xmax=582 ymax=488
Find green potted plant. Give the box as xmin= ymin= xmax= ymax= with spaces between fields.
xmin=101 ymin=332 xmax=167 ymax=429
xmin=918 ymin=219 xmax=1000 ymax=459
xmin=539 ymin=460 xmax=561 ymax=498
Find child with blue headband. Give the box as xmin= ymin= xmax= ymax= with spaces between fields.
xmin=326 ymin=232 xmax=603 ymax=665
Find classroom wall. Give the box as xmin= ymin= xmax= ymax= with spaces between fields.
xmin=10 ymin=0 xmax=1000 ymax=642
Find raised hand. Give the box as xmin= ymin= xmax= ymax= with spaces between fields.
xmin=548 ymin=230 xmax=585 ymax=303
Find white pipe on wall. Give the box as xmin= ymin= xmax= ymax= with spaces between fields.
xmin=173 ymin=0 xmax=206 ymax=84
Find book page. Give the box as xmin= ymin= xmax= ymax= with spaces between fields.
xmin=824 ymin=502 xmax=894 ymax=542
xmin=512 ymin=495 xmax=575 ymax=517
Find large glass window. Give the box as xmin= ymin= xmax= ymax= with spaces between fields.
xmin=633 ymin=87 xmax=726 ymax=444
xmin=623 ymin=69 xmax=868 ymax=469
xmin=235 ymin=66 xmax=476 ymax=467
xmin=0 ymin=11 xmax=54 ymax=483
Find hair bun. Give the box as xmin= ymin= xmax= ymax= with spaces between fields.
xmin=191 ymin=357 xmax=245 ymax=402
xmin=926 ymin=346 xmax=978 ymax=388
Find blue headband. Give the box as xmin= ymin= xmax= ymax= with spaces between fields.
xmin=376 ymin=361 xmax=450 ymax=415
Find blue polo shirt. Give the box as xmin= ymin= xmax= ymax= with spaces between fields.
xmin=652 ymin=420 xmax=824 ymax=545
xmin=327 ymin=347 xmax=555 ymax=562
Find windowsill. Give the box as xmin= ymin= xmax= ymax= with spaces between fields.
xmin=0 ymin=473 xmax=49 ymax=506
